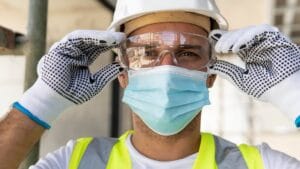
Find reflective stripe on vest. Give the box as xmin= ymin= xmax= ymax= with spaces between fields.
xmin=68 ymin=131 xmax=264 ymax=169
xmin=239 ymin=144 xmax=265 ymax=169
xmin=68 ymin=137 xmax=93 ymax=169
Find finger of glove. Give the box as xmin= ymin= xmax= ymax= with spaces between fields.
xmin=209 ymin=29 xmax=227 ymax=42
xmin=63 ymin=30 xmax=126 ymax=46
xmin=93 ymin=63 xmax=123 ymax=90
xmin=37 ymin=56 xmax=45 ymax=77
xmin=209 ymin=30 xmax=232 ymax=53
xmin=248 ymin=24 xmax=279 ymax=35
xmin=57 ymin=30 xmax=126 ymax=66
xmin=217 ymin=30 xmax=244 ymax=54
xmin=208 ymin=60 xmax=245 ymax=90
xmin=49 ymin=42 xmax=60 ymax=52
xmin=232 ymin=24 xmax=279 ymax=53
xmin=85 ymin=31 xmax=125 ymax=64
xmin=231 ymin=28 xmax=257 ymax=53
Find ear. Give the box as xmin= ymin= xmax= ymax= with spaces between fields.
xmin=206 ymin=74 xmax=217 ymax=88
xmin=118 ymin=71 xmax=128 ymax=88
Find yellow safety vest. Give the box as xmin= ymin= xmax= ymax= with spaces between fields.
xmin=69 ymin=131 xmax=264 ymax=169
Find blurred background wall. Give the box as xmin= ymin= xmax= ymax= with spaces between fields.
xmin=0 ymin=0 xmax=299 ymax=161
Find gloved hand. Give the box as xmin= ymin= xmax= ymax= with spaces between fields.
xmin=14 ymin=30 xmax=125 ymax=128
xmin=208 ymin=24 xmax=300 ymax=127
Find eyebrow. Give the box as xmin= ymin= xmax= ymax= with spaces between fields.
xmin=127 ymin=44 xmax=204 ymax=50
xmin=177 ymin=45 xmax=203 ymax=49
xmin=127 ymin=43 xmax=160 ymax=48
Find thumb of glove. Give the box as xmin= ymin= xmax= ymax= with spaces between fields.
xmin=208 ymin=60 xmax=246 ymax=91
xmin=37 ymin=56 xmax=45 ymax=77
xmin=93 ymin=63 xmax=123 ymax=90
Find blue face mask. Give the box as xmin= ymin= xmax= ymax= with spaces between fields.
xmin=122 ymin=65 xmax=210 ymax=136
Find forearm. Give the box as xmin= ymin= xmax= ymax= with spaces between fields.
xmin=0 ymin=109 xmax=44 ymax=169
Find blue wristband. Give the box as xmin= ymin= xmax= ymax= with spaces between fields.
xmin=296 ymin=116 xmax=300 ymax=128
xmin=13 ymin=102 xmax=51 ymax=129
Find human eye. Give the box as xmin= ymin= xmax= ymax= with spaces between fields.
xmin=144 ymin=46 xmax=159 ymax=59
xmin=176 ymin=50 xmax=202 ymax=60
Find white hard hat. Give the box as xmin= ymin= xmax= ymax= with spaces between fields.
xmin=108 ymin=0 xmax=228 ymax=32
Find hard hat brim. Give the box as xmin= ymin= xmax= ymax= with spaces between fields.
xmin=107 ymin=9 xmax=229 ymax=32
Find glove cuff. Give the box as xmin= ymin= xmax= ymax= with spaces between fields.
xmin=260 ymin=70 xmax=300 ymax=127
xmin=17 ymin=78 xmax=74 ymax=128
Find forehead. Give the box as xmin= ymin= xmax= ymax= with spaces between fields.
xmin=129 ymin=22 xmax=208 ymax=37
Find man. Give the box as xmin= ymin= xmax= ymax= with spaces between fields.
xmin=0 ymin=0 xmax=300 ymax=168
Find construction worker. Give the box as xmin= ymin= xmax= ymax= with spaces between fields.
xmin=0 ymin=0 xmax=300 ymax=168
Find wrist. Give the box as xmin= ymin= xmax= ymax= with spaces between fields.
xmin=260 ymin=70 xmax=300 ymax=127
xmin=17 ymin=78 xmax=74 ymax=128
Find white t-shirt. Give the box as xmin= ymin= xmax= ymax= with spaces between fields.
xmin=30 ymin=134 xmax=300 ymax=169
xmin=125 ymin=135 xmax=197 ymax=169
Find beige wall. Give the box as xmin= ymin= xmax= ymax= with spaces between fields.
xmin=216 ymin=0 xmax=270 ymax=29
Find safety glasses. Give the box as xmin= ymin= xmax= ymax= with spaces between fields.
xmin=117 ymin=32 xmax=216 ymax=71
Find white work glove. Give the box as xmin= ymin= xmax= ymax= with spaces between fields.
xmin=208 ymin=24 xmax=300 ymax=127
xmin=14 ymin=30 xmax=125 ymax=128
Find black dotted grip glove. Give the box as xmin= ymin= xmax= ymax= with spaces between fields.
xmin=208 ymin=24 xmax=300 ymax=127
xmin=15 ymin=30 xmax=125 ymax=128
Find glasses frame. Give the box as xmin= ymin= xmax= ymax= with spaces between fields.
xmin=117 ymin=31 xmax=217 ymax=71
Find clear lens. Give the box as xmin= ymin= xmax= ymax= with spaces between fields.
xmin=119 ymin=32 xmax=215 ymax=71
